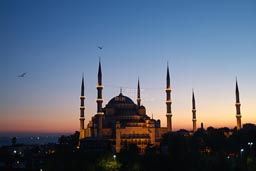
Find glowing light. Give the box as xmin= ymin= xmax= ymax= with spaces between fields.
xmin=248 ymin=142 xmax=253 ymax=148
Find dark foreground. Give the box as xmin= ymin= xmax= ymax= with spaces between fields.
xmin=1 ymin=125 xmax=256 ymax=171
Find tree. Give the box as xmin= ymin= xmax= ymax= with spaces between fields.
xmin=11 ymin=137 xmax=17 ymax=146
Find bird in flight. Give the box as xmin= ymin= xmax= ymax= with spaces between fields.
xmin=17 ymin=72 xmax=26 ymax=77
xmin=98 ymin=46 xmax=103 ymax=50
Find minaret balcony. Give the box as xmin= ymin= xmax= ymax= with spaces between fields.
xmin=166 ymin=100 xmax=172 ymax=104
xmin=192 ymin=118 xmax=197 ymax=121
xmin=80 ymin=106 xmax=85 ymax=109
xmin=166 ymin=113 xmax=172 ymax=116
xmin=192 ymin=109 xmax=197 ymax=112
xmin=236 ymin=114 xmax=242 ymax=118
xmin=96 ymin=85 xmax=104 ymax=88
xmin=235 ymin=103 xmax=241 ymax=106
xmin=165 ymin=87 xmax=172 ymax=92
xmin=96 ymin=98 xmax=103 ymax=102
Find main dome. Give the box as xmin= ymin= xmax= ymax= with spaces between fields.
xmin=107 ymin=93 xmax=135 ymax=106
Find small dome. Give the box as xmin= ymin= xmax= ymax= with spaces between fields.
xmin=139 ymin=105 xmax=146 ymax=110
xmin=149 ymin=119 xmax=155 ymax=124
xmin=138 ymin=105 xmax=146 ymax=115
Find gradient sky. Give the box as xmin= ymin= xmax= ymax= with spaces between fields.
xmin=1 ymin=0 xmax=256 ymax=134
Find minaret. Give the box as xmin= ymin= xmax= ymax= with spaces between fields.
xmin=166 ymin=63 xmax=172 ymax=132
xmin=96 ymin=60 xmax=104 ymax=137
xmin=192 ymin=89 xmax=197 ymax=133
xmin=137 ymin=78 xmax=141 ymax=107
xmin=235 ymin=78 xmax=242 ymax=130
xmin=79 ymin=75 xmax=85 ymax=139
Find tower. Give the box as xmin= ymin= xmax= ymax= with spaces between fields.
xmin=166 ymin=63 xmax=172 ymax=132
xmin=79 ymin=75 xmax=85 ymax=139
xmin=235 ymin=78 xmax=242 ymax=130
xmin=192 ymin=89 xmax=197 ymax=133
xmin=137 ymin=78 xmax=141 ymax=107
xmin=96 ymin=60 xmax=104 ymax=137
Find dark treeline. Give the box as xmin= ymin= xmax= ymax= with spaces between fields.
xmin=1 ymin=125 xmax=256 ymax=171
xmin=47 ymin=125 xmax=256 ymax=171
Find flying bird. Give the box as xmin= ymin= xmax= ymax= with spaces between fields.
xmin=98 ymin=46 xmax=103 ymax=50
xmin=17 ymin=72 xmax=26 ymax=77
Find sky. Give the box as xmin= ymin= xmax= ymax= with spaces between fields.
xmin=1 ymin=0 xmax=256 ymax=135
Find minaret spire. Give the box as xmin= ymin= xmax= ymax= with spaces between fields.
xmin=79 ymin=74 xmax=85 ymax=139
xmin=81 ymin=73 xmax=84 ymax=96
xmin=235 ymin=78 xmax=242 ymax=130
xmin=96 ymin=59 xmax=104 ymax=137
xmin=166 ymin=62 xmax=172 ymax=132
xmin=192 ymin=89 xmax=197 ymax=133
xmin=167 ymin=62 xmax=170 ymax=88
xmin=137 ymin=77 xmax=141 ymax=107
xmin=236 ymin=77 xmax=240 ymax=104
xmin=98 ymin=58 xmax=102 ymax=85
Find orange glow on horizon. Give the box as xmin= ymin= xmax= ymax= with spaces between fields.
xmin=1 ymin=106 xmax=255 ymax=134
xmin=1 ymin=89 xmax=255 ymax=134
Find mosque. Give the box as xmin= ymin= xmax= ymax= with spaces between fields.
xmin=78 ymin=61 xmax=242 ymax=153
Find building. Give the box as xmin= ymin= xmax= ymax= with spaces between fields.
xmin=79 ymin=61 xmax=171 ymax=153
xmin=79 ymin=61 xmax=242 ymax=153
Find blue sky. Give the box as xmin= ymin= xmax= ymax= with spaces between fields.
xmin=1 ymin=0 xmax=256 ymax=133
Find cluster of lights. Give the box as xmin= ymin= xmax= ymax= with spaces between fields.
xmin=248 ymin=142 xmax=253 ymax=148
xmin=227 ymin=142 xmax=254 ymax=159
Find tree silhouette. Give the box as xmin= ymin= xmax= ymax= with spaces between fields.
xmin=11 ymin=136 xmax=16 ymax=146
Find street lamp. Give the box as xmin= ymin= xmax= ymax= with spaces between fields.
xmin=248 ymin=142 xmax=253 ymax=149
xmin=113 ymin=154 xmax=116 ymax=161
xmin=240 ymin=148 xmax=244 ymax=158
